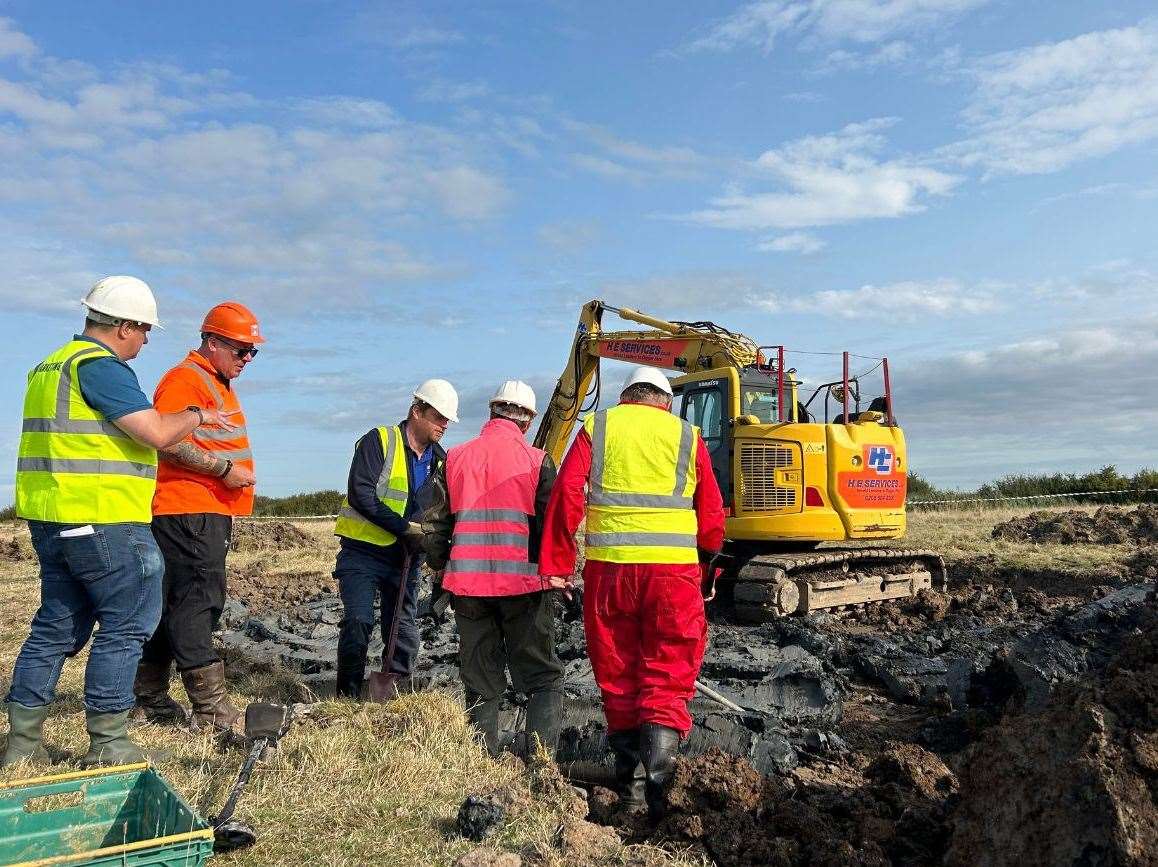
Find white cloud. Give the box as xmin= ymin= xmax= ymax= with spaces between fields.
xmin=681 ymin=118 xmax=959 ymax=229
xmin=816 ymin=39 xmax=913 ymax=73
xmin=388 ymin=27 xmax=465 ymax=49
xmin=570 ymin=153 xmax=646 ymax=182
xmin=0 ymin=17 xmax=36 ymax=61
xmin=757 ymin=232 xmax=826 ymax=254
xmin=685 ymin=0 xmax=991 ymax=54
xmin=797 ymin=278 xmax=999 ymax=318
xmin=948 ymin=21 xmax=1158 ymax=175
xmin=418 ymin=79 xmax=491 ymax=103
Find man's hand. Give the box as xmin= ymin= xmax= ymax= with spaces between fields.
xmin=542 ymin=575 xmax=573 ymax=592
xmin=223 ymin=463 xmax=256 ymax=489
xmin=402 ymin=521 xmax=425 ymax=555
xmin=200 ymin=408 xmax=240 ymax=430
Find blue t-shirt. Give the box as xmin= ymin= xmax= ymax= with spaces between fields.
xmin=73 ymin=335 xmax=152 ymax=421
xmin=411 ymin=443 xmax=434 ymax=495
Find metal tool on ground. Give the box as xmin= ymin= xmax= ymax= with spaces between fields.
xmin=368 ymin=550 xmax=412 ymax=702
xmin=210 ymin=701 xmax=292 ymax=853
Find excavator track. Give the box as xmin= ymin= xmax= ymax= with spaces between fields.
xmin=727 ymin=548 xmax=947 ymax=622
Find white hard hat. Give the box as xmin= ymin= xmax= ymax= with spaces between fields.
xmin=81 ymin=275 xmax=163 ymax=328
xmin=489 ymin=380 xmax=536 ymax=415
xmin=621 ymin=366 xmax=673 ymax=398
xmin=414 ymin=378 xmax=459 ymax=423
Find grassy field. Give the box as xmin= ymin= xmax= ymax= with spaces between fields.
xmin=0 ymin=504 xmax=1138 ymax=866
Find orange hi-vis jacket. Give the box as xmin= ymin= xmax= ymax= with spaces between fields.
xmin=152 ymin=351 xmax=255 ymax=517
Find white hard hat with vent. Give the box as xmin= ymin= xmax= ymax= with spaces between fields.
xmin=414 ymin=378 xmax=459 ymax=423
xmin=489 ymin=380 xmax=537 ymax=415
xmin=621 ymin=366 xmax=673 ymax=397
xmin=81 ymin=276 xmax=162 ymax=328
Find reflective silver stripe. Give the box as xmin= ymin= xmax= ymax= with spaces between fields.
xmin=21 ymin=417 xmax=127 ymax=437
xmin=453 ymin=509 xmax=530 ymax=524
xmin=375 ymin=427 xmax=407 ymax=504
xmin=588 ymin=491 xmax=693 ymax=509
xmin=17 ymin=457 xmax=157 ymax=479
xmin=55 ymin=346 xmax=107 ymax=421
xmin=208 ymin=447 xmax=253 ymax=460
xmin=673 ymin=420 xmax=692 ymax=497
xmin=195 ymin=426 xmax=248 ymax=442
xmin=452 ymin=532 xmax=529 ymax=547
xmin=445 ymin=559 xmax=539 ymax=576
xmin=585 ymin=532 xmax=697 ymax=548
xmin=589 ymin=410 xmax=607 ymax=494
xmin=180 ymin=362 xmax=224 ymax=410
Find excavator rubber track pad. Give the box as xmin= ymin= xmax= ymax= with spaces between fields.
xmin=731 ymin=548 xmax=947 ymax=622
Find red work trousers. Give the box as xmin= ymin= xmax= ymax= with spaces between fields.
xmin=582 ymin=561 xmax=707 ymax=737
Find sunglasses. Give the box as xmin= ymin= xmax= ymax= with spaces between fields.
xmin=212 ymin=336 xmax=259 ymax=360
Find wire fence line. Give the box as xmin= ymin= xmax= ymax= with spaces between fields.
xmin=907 ymin=488 xmax=1158 ymax=507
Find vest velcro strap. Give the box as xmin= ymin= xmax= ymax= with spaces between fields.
xmin=22 ymin=417 xmax=127 ymax=437
xmin=588 ymin=491 xmax=693 ymax=509
xmin=445 ymin=559 xmax=539 ymax=576
xmin=17 ymin=456 xmax=157 ymax=479
xmin=585 ymin=531 xmax=697 ymax=549
xmin=454 ymin=508 xmax=530 ymax=523
xmin=452 ymin=531 xmax=528 ymax=547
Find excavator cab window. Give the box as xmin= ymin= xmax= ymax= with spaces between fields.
xmin=741 ymin=387 xmax=779 ymax=423
xmin=675 ymin=381 xmax=732 ymax=503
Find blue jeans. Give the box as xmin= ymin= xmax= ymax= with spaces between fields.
xmin=334 ymin=543 xmax=420 ymax=696
xmin=7 ymin=521 xmax=164 ymax=713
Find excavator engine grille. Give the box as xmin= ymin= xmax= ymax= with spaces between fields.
xmin=739 ymin=442 xmax=799 ymax=512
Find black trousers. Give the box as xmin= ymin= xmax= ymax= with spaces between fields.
xmin=454 ymin=591 xmax=564 ymax=703
xmin=140 ymin=513 xmax=232 ymax=672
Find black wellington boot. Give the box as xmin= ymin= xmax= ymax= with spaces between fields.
xmin=639 ymin=722 xmax=681 ymax=820
xmin=466 ymin=694 xmax=502 ymax=757
xmin=525 ymin=690 xmax=562 ymax=760
xmin=607 ymin=727 xmax=646 ymax=809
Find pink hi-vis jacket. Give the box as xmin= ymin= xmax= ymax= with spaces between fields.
xmin=442 ymin=418 xmax=548 ymax=597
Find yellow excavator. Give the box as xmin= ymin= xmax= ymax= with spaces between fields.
xmin=533 ymin=300 xmax=946 ymax=622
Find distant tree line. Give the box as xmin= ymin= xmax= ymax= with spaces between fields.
xmin=2 ymin=468 xmax=1155 ymax=520
xmin=908 ymin=465 xmax=1158 ymax=506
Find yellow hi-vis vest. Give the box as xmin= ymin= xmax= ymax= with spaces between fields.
xmin=16 ymin=339 xmax=157 ymax=524
xmin=583 ymin=403 xmax=699 ymax=565
xmin=334 ymin=426 xmax=409 ymax=547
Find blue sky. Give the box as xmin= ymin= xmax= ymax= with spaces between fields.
xmin=2 ymin=0 xmax=1156 ymax=499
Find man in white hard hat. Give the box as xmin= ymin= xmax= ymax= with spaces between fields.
xmin=422 ymin=380 xmax=563 ymax=757
xmin=538 ymin=366 xmax=725 ymax=817
xmin=4 ymin=277 xmax=236 ymax=769
xmin=332 ymin=378 xmax=457 ymax=698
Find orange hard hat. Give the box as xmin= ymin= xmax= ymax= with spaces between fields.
xmin=201 ymin=301 xmax=264 ymax=344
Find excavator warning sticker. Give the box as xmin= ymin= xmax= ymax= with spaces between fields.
xmin=837 ymin=445 xmax=906 ymax=508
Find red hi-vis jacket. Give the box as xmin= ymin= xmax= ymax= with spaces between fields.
xmin=441 ymin=418 xmax=552 ymax=597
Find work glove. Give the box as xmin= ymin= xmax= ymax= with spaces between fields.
xmin=401 ymin=521 xmax=425 ymax=556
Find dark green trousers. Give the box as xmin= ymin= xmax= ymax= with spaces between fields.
xmin=454 ymin=591 xmax=564 ymax=701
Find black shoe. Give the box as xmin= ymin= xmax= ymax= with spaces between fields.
xmin=607 ymin=727 xmax=645 ymax=809
xmin=525 ymin=690 xmax=562 ymax=760
xmin=639 ymin=723 xmax=680 ymax=819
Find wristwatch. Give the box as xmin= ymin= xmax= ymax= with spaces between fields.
xmin=186 ymin=405 xmax=205 ymax=425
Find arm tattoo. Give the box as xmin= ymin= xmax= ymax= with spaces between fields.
xmin=159 ymin=441 xmax=227 ymax=476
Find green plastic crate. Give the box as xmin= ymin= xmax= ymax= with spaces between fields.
xmin=0 ymin=763 xmax=214 ymax=867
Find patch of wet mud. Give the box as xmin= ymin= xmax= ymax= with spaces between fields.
xmin=992 ymin=504 xmax=1158 ymax=545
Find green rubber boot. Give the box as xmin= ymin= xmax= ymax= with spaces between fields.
xmin=80 ymin=710 xmax=146 ymax=768
xmin=2 ymin=702 xmax=51 ymax=767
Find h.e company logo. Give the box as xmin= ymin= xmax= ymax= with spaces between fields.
xmin=867 ymin=445 xmax=894 ymax=475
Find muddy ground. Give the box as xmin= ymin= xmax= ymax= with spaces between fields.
xmin=992 ymin=503 xmax=1158 ymax=545
xmin=216 ymin=511 xmax=1156 ymax=866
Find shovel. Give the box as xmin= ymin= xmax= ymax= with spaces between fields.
xmin=368 ymin=550 xmax=413 ymax=703
xmin=211 ymin=701 xmax=293 ymax=853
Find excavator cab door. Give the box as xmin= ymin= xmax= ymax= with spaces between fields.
xmin=673 ymin=371 xmax=735 ymax=506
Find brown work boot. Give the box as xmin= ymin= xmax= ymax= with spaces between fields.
xmin=180 ymin=661 xmax=242 ymax=737
xmin=132 ymin=661 xmax=188 ymax=725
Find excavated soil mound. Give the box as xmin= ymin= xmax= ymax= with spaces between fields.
xmin=1129 ymin=546 xmax=1158 ymax=579
xmin=1 ymin=535 xmax=34 ymax=563
xmin=992 ymin=504 xmax=1158 ymax=545
xmin=594 ymin=745 xmax=955 ymax=867
xmin=229 ymin=519 xmax=313 ymax=553
xmin=946 ymin=597 xmax=1158 ymax=866
xmin=228 ymin=566 xmax=335 ymax=612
